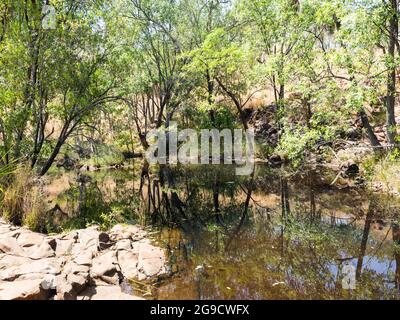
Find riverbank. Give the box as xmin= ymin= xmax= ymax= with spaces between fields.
xmin=0 ymin=218 xmax=168 ymax=300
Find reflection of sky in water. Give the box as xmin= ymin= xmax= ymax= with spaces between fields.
xmin=327 ymin=256 xmax=397 ymax=288
xmin=321 ymin=216 xmax=353 ymax=226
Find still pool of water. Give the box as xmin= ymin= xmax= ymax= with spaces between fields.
xmin=44 ymin=163 xmax=400 ymax=299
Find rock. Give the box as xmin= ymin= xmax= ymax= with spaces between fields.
xmin=0 ymin=258 xmax=62 ymax=280
xmin=55 ymin=239 xmax=74 ymax=256
xmin=0 ymin=279 xmax=50 ymax=300
xmin=0 ymin=226 xmax=11 ymax=234
xmin=0 ymin=222 xmax=167 ymax=300
xmin=17 ymin=231 xmax=45 ymax=247
xmin=59 ymin=232 xmax=78 ymax=242
xmin=110 ymin=224 xmax=144 ymax=241
xmin=74 ymin=251 xmax=93 ymax=266
xmin=25 ymin=241 xmax=55 ymax=260
xmin=341 ymin=160 xmax=359 ymax=177
xmin=137 ymin=243 xmax=166 ymax=279
xmin=116 ymin=239 xmax=132 ymax=250
xmin=0 ymin=237 xmax=26 ymax=256
xmin=56 ymin=156 xmax=77 ymax=170
xmin=78 ymin=227 xmax=100 ymax=248
xmin=16 ymin=274 xmax=57 ymax=290
xmin=117 ymin=250 xmax=138 ymax=279
xmin=56 ymin=275 xmax=76 ymax=300
xmin=268 ymin=154 xmax=283 ymax=167
xmin=0 ymin=254 xmax=31 ymax=268
xmin=91 ymin=251 xmax=121 ymax=285
xmin=78 ymin=285 xmax=144 ymax=300
xmin=63 ymin=261 xmax=90 ymax=275
xmin=67 ymin=273 xmax=89 ymax=294
xmin=42 ymin=275 xmax=57 ymax=290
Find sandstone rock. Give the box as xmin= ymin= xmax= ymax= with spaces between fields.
xmin=0 ymin=258 xmax=62 ymax=280
xmin=110 ymin=224 xmax=143 ymax=241
xmin=63 ymin=261 xmax=90 ymax=275
xmin=67 ymin=273 xmax=89 ymax=294
xmin=56 ymin=275 xmax=76 ymax=300
xmin=74 ymin=251 xmax=93 ymax=266
xmin=17 ymin=231 xmax=45 ymax=248
xmin=117 ymin=250 xmax=138 ymax=279
xmin=17 ymin=273 xmax=57 ymax=290
xmin=55 ymin=239 xmax=74 ymax=256
xmin=0 ymin=225 xmax=11 ymax=234
xmin=0 ymin=254 xmax=31 ymax=268
xmin=78 ymin=227 xmax=100 ymax=248
xmin=41 ymin=274 xmax=57 ymax=290
xmin=116 ymin=239 xmax=132 ymax=250
xmin=0 ymin=222 xmax=167 ymax=300
xmin=59 ymin=231 xmax=78 ymax=242
xmin=25 ymin=241 xmax=55 ymax=260
xmin=91 ymin=251 xmax=121 ymax=285
xmin=0 ymin=279 xmax=50 ymax=300
xmin=137 ymin=243 xmax=166 ymax=279
xmin=0 ymin=237 xmax=25 ymax=256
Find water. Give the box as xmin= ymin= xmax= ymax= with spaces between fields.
xmin=44 ymin=163 xmax=400 ymax=299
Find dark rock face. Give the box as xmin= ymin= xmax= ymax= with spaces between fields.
xmin=340 ymin=160 xmax=359 ymax=177
xmin=248 ymin=105 xmax=280 ymax=146
xmin=56 ymin=156 xmax=77 ymax=170
xmin=268 ymin=154 xmax=283 ymax=167
xmin=0 ymin=218 xmax=168 ymax=300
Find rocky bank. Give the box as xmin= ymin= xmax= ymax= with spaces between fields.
xmin=0 ymin=218 xmax=168 ymax=300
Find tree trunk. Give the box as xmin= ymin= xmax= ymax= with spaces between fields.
xmin=386 ymin=0 xmax=398 ymax=145
xmin=39 ymin=138 xmax=64 ymax=176
xmin=360 ymin=109 xmax=381 ymax=147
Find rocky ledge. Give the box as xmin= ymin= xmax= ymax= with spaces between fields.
xmin=0 ymin=218 xmax=168 ymax=300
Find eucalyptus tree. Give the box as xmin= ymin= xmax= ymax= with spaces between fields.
xmin=0 ymin=0 xmax=127 ymax=175
xmin=127 ymin=0 xmax=191 ymax=130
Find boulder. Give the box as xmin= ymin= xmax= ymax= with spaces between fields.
xmin=110 ymin=224 xmax=144 ymax=241
xmin=0 ymin=279 xmax=50 ymax=300
xmin=90 ymin=251 xmax=121 ymax=285
xmin=78 ymin=226 xmax=100 ymax=248
xmin=0 ymin=237 xmax=26 ymax=256
xmin=116 ymin=239 xmax=132 ymax=251
xmin=340 ymin=160 xmax=359 ymax=177
xmin=25 ymin=241 xmax=55 ymax=260
xmin=67 ymin=273 xmax=89 ymax=294
xmin=137 ymin=243 xmax=166 ymax=279
xmin=55 ymin=239 xmax=75 ymax=256
xmin=268 ymin=154 xmax=283 ymax=167
xmin=0 ymin=222 xmax=167 ymax=300
xmin=0 ymin=254 xmax=31 ymax=268
xmin=0 ymin=258 xmax=62 ymax=280
xmin=74 ymin=251 xmax=93 ymax=266
xmin=17 ymin=231 xmax=45 ymax=248
xmin=117 ymin=250 xmax=138 ymax=279
xmin=56 ymin=275 xmax=76 ymax=300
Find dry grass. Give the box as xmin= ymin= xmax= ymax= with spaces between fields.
xmin=1 ymin=166 xmax=48 ymax=231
